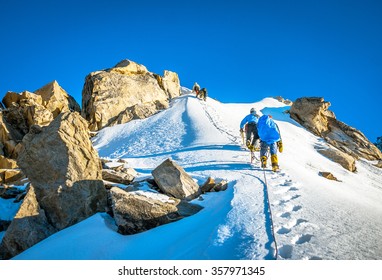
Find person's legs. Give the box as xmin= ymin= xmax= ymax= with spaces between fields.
xmin=260 ymin=141 xmax=269 ymax=168
xmin=269 ymin=142 xmax=279 ymax=171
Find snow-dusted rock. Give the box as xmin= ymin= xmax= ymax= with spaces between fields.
xmin=102 ymin=168 xmax=136 ymax=185
xmin=152 ymin=158 xmax=200 ymax=200
xmin=81 ymin=59 xmax=181 ymax=131
xmin=109 ymin=187 xmax=181 ymax=235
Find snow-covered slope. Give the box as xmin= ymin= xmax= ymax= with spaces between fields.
xmin=11 ymin=91 xmax=382 ymax=260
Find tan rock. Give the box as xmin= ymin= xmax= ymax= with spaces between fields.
xmin=102 ymin=168 xmax=136 ymax=185
xmin=34 ymin=80 xmax=81 ymax=118
xmin=109 ymin=187 xmax=181 ymax=235
xmin=0 ymin=185 xmax=56 ymax=259
xmin=81 ymin=59 xmax=181 ymax=131
xmin=0 ymin=155 xmax=18 ymax=169
xmin=152 ymin=158 xmax=200 ymax=200
xmin=318 ymin=147 xmax=356 ymax=172
xmin=0 ymin=169 xmax=25 ymax=184
xmin=17 ymin=112 xmax=107 ymax=229
xmin=201 ymin=177 xmax=215 ymax=193
xmin=319 ymin=171 xmax=340 ymax=181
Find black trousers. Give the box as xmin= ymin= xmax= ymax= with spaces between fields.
xmin=246 ymin=123 xmax=259 ymax=146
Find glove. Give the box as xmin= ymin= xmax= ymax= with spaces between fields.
xmin=240 ymin=128 xmax=244 ymax=133
xmin=277 ymin=141 xmax=283 ymax=153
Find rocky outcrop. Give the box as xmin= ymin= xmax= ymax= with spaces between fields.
xmin=0 ymin=112 xmax=107 ymax=259
xmin=34 ymin=80 xmax=81 ymax=118
xmin=0 ymin=81 xmax=80 ymax=159
xmin=290 ymin=97 xmax=382 ymax=168
xmin=81 ymin=59 xmax=181 ymax=131
xmin=152 ymin=158 xmax=200 ymax=200
xmin=109 ymin=187 xmax=181 ymax=235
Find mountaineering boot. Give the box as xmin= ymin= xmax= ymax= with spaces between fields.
xmin=271 ymin=154 xmax=279 ymax=172
xmin=261 ymin=156 xmax=267 ymax=168
xmin=246 ymin=140 xmax=254 ymax=151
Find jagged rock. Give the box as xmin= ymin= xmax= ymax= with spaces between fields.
xmin=102 ymin=168 xmax=137 ymax=185
xmin=81 ymin=59 xmax=181 ymax=131
xmin=213 ymin=180 xmax=228 ymax=192
xmin=158 ymin=70 xmax=181 ymax=99
xmin=151 ymin=158 xmax=200 ymax=200
xmin=290 ymin=97 xmax=333 ymax=136
xmin=109 ymin=187 xmax=181 ymax=235
xmin=0 ymin=111 xmax=20 ymax=158
xmin=34 ymin=80 xmax=81 ymax=118
xmin=290 ymin=97 xmax=382 ymax=165
xmin=1 ymin=81 xmax=80 ymax=143
xmin=374 ymin=161 xmax=382 ymax=168
xmin=201 ymin=177 xmax=215 ymax=193
xmin=4 ymin=91 xmax=54 ymax=129
xmin=319 ymin=171 xmax=340 ymax=181
xmin=0 ymin=155 xmax=18 ymax=169
xmin=274 ymin=96 xmax=293 ymax=105
xmin=17 ymin=112 xmax=107 ymax=230
xmin=317 ymin=147 xmax=356 ymax=172
xmin=0 ymin=169 xmax=25 ymax=184
xmin=0 ymin=185 xmax=56 ymax=260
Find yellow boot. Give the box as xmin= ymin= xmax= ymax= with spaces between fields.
xmin=271 ymin=154 xmax=279 ymax=172
xmin=261 ymin=156 xmax=267 ymax=168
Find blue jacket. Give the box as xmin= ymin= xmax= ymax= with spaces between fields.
xmin=257 ymin=115 xmax=281 ymax=144
xmin=240 ymin=114 xmax=258 ymax=129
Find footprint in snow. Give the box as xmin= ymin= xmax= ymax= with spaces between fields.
xmin=278 ymin=245 xmax=293 ymax=259
xmin=292 ymin=234 xmax=314 ymax=245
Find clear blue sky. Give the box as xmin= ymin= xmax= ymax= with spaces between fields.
xmin=1 ymin=0 xmax=381 ymax=142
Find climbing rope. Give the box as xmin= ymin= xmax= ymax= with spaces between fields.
xmin=262 ymin=167 xmax=279 ymax=260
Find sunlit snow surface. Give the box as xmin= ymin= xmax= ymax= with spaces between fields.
xmin=10 ymin=90 xmax=382 ymax=260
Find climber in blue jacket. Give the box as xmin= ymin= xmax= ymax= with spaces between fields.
xmin=240 ymin=108 xmax=260 ymax=151
xmin=257 ymin=115 xmax=283 ymax=172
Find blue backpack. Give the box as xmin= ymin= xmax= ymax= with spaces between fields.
xmin=257 ymin=115 xmax=281 ymax=144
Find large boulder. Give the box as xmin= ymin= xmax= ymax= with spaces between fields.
xmin=109 ymin=187 xmax=181 ymax=235
xmin=17 ymin=112 xmax=107 ymax=229
xmin=81 ymin=59 xmax=181 ymax=131
xmin=151 ymin=158 xmax=200 ymax=200
xmin=290 ymin=97 xmax=382 ymax=163
xmin=0 ymin=112 xmax=107 ymax=259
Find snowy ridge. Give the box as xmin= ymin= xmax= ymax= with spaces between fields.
xmin=10 ymin=93 xmax=382 ymax=260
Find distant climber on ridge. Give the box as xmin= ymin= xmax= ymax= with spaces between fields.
xmin=257 ymin=115 xmax=283 ymax=172
xmin=198 ymin=87 xmax=208 ymax=101
xmin=240 ymin=108 xmax=260 ymax=152
xmin=192 ymin=82 xmax=200 ymax=97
